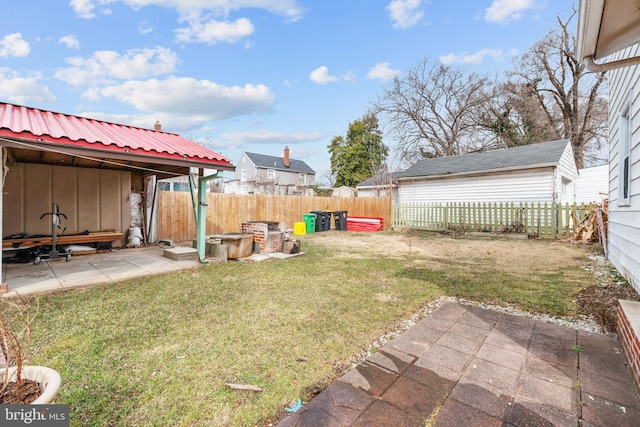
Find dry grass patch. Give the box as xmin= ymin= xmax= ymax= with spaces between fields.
xmin=19 ymin=230 xmax=602 ymax=426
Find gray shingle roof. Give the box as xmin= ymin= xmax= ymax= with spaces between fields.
xmin=244 ymin=152 xmax=316 ymax=174
xmin=356 ymin=171 xmax=403 ymax=187
xmin=398 ymin=139 xmax=571 ymax=179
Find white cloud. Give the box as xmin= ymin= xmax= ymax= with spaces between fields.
xmin=138 ymin=20 xmax=154 ymax=35
xmin=386 ymin=0 xmax=424 ymax=29
xmin=484 ymin=0 xmax=536 ymax=24
xmin=176 ymin=17 xmax=254 ymax=44
xmin=367 ymin=62 xmax=400 ymax=80
xmin=439 ymin=53 xmax=457 ymax=66
xmin=0 ymin=68 xmax=56 ymax=104
xmin=215 ymin=129 xmax=324 ymax=149
xmin=71 ymin=0 xmax=305 ymax=22
xmin=59 ymin=35 xmax=80 ymax=49
xmin=309 ymin=66 xmax=338 ymax=84
xmin=54 ymin=46 xmax=179 ymax=86
xmin=79 ymin=111 xmax=204 ymax=132
xmin=85 ymin=76 xmax=275 ymax=122
xmin=439 ymin=48 xmax=518 ymax=65
xmin=69 ymin=0 xmax=95 ymax=18
xmin=0 ymin=33 xmax=30 ymax=58
xmin=309 ymin=66 xmax=354 ymax=84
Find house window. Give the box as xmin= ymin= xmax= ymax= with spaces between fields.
xmin=172 ymin=182 xmax=190 ymax=192
xmin=158 ymin=182 xmax=171 ymax=191
xmin=299 ymin=173 xmax=306 ymax=184
xmin=241 ymin=169 xmax=246 ymax=182
xmin=620 ymin=105 xmax=631 ymax=204
xmin=267 ymin=169 xmax=276 ymax=180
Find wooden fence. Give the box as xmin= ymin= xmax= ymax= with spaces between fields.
xmin=156 ymin=192 xmax=392 ymax=242
xmin=392 ymin=202 xmax=595 ymax=239
xmin=156 ymin=194 xmax=597 ymax=242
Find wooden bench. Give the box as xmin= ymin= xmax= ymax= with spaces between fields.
xmin=2 ymin=231 xmax=124 ymax=249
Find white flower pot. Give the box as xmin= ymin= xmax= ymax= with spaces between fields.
xmin=1 ymin=366 xmax=61 ymax=404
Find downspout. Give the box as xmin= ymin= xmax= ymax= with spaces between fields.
xmin=195 ymin=171 xmax=222 ymax=263
xmin=189 ymin=172 xmax=198 ymax=224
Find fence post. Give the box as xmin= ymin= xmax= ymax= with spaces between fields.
xmin=551 ymin=202 xmax=557 ymax=238
xmin=563 ymin=203 xmax=570 ymax=237
xmin=444 ymin=203 xmax=448 ymax=230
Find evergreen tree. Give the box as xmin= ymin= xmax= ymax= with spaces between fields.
xmin=328 ymin=113 xmax=388 ymax=187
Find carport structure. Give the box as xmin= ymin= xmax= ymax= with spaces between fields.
xmin=0 ymin=102 xmax=234 ymax=292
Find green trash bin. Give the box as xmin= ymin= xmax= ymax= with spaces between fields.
xmin=302 ymin=213 xmax=316 ymax=234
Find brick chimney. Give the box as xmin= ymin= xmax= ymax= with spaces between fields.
xmin=284 ymin=146 xmax=290 ymax=168
xmin=154 ymin=120 xmax=161 ymax=132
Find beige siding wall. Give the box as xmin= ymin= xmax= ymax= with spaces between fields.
xmin=3 ymin=162 xmax=131 ymax=241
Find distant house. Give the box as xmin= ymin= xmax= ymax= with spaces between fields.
xmin=578 ymin=0 xmax=640 ymax=293
xmin=396 ymin=139 xmax=578 ymax=204
xmin=158 ymin=169 xmax=223 ymax=193
xmin=356 ymin=171 xmax=401 ymax=203
xmin=226 ymin=147 xmax=316 ymax=195
xmin=575 ymin=164 xmax=609 ymax=204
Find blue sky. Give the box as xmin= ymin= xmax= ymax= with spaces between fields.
xmin=0 ymin=0 xmax=577 ymax=182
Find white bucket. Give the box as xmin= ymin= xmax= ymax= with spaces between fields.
xmin=129 ymin=227 xmax=143 ymax=239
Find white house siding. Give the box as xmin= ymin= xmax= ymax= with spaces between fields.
xmin=236 ymin=153 xmax=258 ymax=181
xmin=359 ymin=187 xmax=399 ymax=204
xmin=607 ymin=43 xmax=640 ymax=293
xmin=575 ymin=165 xmax=609 ymax=204
xmin=557 ymin=143 xmax=580 ymax=203
xmin=254 ymin=169 xmax=310 ymax=186
xmin=558 ymin=143 xmax=580 ymax=180
xmin=397 ymin=168 xmax=556 ymax=204
xmin=235 ymin=153 xmax=313 ymax=187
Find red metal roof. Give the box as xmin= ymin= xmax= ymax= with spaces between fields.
xmin=0 ymin=102 xmax=232 ymax=167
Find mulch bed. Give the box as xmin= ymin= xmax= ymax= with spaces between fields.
xmin=0 ymin=379 xmax=42 ymax=404
xmin=576 ymin=282 xmax=640 ymax=333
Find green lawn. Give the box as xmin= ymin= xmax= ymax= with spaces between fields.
xmin=22 ymin=232 xmax=594 ymax=426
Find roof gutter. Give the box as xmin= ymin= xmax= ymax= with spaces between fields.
xmin=395 ymin=163 xmax=558 ymax=182
xmin=577 ymin=0 xmax=640 ymax=72
xmin=1 ymin=137 xmax=236 ymax=172
xmin=583 ymin=54 xmax=640 ymax=73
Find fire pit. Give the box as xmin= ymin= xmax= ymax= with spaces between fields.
xmin=241 ymin=221 xmax=285 ymax=254
xmin=207 ymin=233 xmax=254 ymax=259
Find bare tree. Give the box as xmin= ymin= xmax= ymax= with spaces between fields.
xmin=372 ymin=58 xmax=496 ymax=166
xmin=502 ymin=10 xmax=608 ymax=168
xmin=318 ymin=170 xmax=336 ymax=188
xmin=482 ymin=80 xmax=561 ymax=148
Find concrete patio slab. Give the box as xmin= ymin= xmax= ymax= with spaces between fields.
xmin=277 ymin=301 xmax=640 ymax=426
xmin=1 ymin=246 xmax=203 ymax=297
